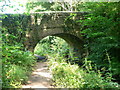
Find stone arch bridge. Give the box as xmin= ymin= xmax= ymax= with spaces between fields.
xmin=3 ymin=11 xmax=87 ymax=58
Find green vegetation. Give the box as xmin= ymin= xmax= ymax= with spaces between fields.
xmin=35 ymin=36 xmax=119 ymax=88
xmin=49 ymin=59 xmax=119 ymax=88
xmin=2 ymin=45 xmax=35 ymax=88
xmin=34 ymin=36 xmax=69 ymax=57
xmin=79 ymin=2 xmax=120 ymax=82
xmin=2 ymin=15 xmax=36 ymax=88
xmin=1 ymin=1 xmax=120 ymax=89
xmin=33 ymin=2 xmax=120 ymax=88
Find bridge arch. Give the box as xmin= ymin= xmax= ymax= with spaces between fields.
xmin=2 ymin=11 xmax=88 ymax=64
xmin=23 ymin=11 xmax=86 ymax=53
xmin=26 ymin=32 xmax=84 ymax=61
xmin=25 ymin=32 xmax=83 ymax=51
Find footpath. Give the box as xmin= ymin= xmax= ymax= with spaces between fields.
xmin=22 ymin=62 xmax=54 ymax=89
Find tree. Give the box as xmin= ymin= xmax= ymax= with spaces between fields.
xmin=79 ymin=2 xmax=120 ymax=82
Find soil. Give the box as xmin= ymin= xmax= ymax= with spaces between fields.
xmin=22 ymin=61 xmax=55 ymax=89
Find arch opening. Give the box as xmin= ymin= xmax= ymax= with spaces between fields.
xmin=33 ymin=33 xmax=84 ymax=64
xmin=34 ymin=36 xmax=70 ymax=56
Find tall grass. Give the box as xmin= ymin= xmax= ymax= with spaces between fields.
xmin=48 ymin=55 xmax=119 ymax=88
xmin=2 ymin=45 xmax=36 ymax=88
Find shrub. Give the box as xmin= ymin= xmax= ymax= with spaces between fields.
xmin=2 ymin=44 xmax=36 ymax=88
xmin=48 ymin=56 xmax=119 ymax=88
xmin=2 ymin=65 xmax=28 ymax=88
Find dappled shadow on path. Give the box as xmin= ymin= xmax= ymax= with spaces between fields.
xmin=22 ymin=62 xmax=54 ymax=89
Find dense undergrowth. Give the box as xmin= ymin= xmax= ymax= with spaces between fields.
xmin=79 ymin=2 xmax=120 ymax=83
xmin=2 ymin=16 xmax=36 ymax=88
xmin=48 ymin=56 xmax=119 ymax=88
xmin=1 ymin=1 xmax=120 ymax=89
xmin=2 ymin=44 xmax=35 ymax=88
xmin=34 ymin=36 xmax=120 ymax=89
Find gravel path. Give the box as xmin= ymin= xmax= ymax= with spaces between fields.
xmin=22 ymin=62 xmax=54 ymax=89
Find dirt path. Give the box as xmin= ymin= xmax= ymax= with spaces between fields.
xmin=22 ymin=62 xmax=54 ymax=89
